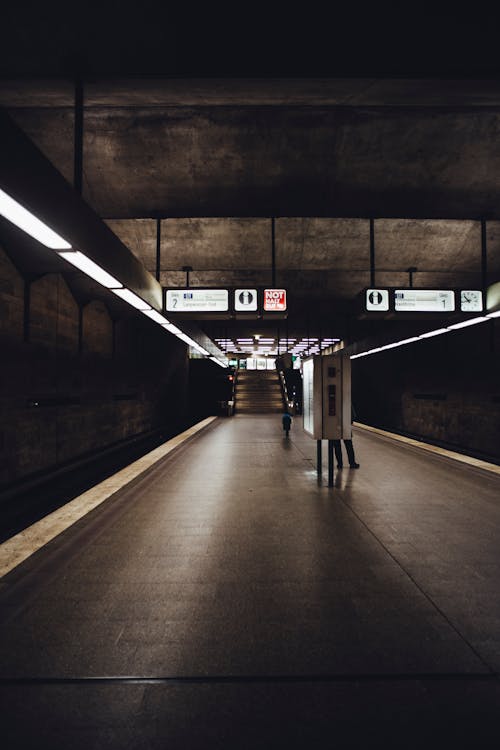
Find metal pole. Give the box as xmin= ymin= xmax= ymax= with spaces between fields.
xmin=481 ymin=218 xmax=488 ymax=296
xmin=317 ymin=440 xmax=322 ymax=482
xmin=328 ymin=440 xmax=334 ymax=487
xmin=369 ymin=218 xmax=376 ymax=287
xmin=407 ymin=266 xmax=417 ymax=288
xmin=74 ymin=78 xmax=84 ymax=196
xmin=182 ymin=265 xmax=192 ymax=288
xmin=156 ymin=219 xmax=161 ymax=282
xmin=271 ymin=217 xmax=276 ymax=287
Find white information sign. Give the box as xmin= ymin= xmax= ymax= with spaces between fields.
xmin=166 ymin=289 xmax=229 ymax=312
xmin=394 ymin=289 xmax=455 ymax=312
xmin=234 ymin=288 xmax=258 ymax=311
xmin=366 ymin=288 xmax=389 ymax=311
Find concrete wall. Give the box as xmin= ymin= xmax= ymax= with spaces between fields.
xmin=0 ymin=243 xmax=189 ymax=487
xmin=352 ymin=322 xmax=500 ymax=463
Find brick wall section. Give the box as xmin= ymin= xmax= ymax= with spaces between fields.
xmin=0 ymin=242 xmax=189 ymax=487
xmin=352 ymin=322 xmax=500 ymax=463
xmin=29 ymin=273 xmax=79 ymax=354
xmin=0 ymin=244 xmax=23 ymax=341
xmin=82 ymin=300 xmax=113 ymax=358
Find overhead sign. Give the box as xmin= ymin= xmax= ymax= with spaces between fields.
xmin=264 ymin=288 xmax=287 ymax=311
xmin=366 ymin=288 xmax=389 ymax=311
xmin=234 ymin=288 xmax=258 ymax=311
xmin=395 ymin=289 xmax=455 ymax=312
xmin=166 ymin=289 xmax=229 ymax=312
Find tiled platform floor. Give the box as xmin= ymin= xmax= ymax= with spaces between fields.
xmin=1 ymin=416 xmax=499 ymax=747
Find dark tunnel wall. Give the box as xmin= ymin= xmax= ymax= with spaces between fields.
xmin=188 ymin=359 xmax=235 ymax=422
xmin=0 ymin=242 xmax=190 ymax=488
xmin=352 ymin=321 xmax=500 ymax=464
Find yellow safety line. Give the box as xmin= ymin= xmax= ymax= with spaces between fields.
xmin=0 ymin=416 xmax=218 ymax=578
xmin=354 ymin=422 xmax=500 ymax=476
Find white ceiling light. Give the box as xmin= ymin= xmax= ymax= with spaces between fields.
xmin=192 ymin=343 xmax=210 ymax=355
xmin=446 ymin=316 xmax=488 ymax=330
xmin=418 ymin=328 xmax=448 ymax=339
xmin=0 ymin=188 xmax=71 ymax=250
xmin=142 ymin=309 xmax=170 ymax=325
xmin=164 ymin=323 xmax=182 ymax=335
xmin=111 ymin=288 xmax=151 ymax=310
xmin=486 ymin=310 xmax=500 ymax=318
xmin=58 ymin=250 xmax=122 ymax=289
xmin=393 ymin=337 xmax=419 ymax=346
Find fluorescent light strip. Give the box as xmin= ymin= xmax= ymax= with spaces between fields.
xmin=176 ymin=333 xmax=196 ymax=346
xmin=351 ymin=316 xmax=495 ymax=359
xmin=446 ymin=316 xmax=488 ymax=330
xmin=142 ymin=309 xmax=170 ymax=325
xmin=58 ymin=251 xmax=122 ymax=288
xmin=418 ymin=328 xmax=448 ymax=339
xmin=193 ymin=345 xmax=210 ymax=355
xmin=210 ymin=357 xmax=228 ymax=368
xmin=0 ymin=188 xmax=71 ymax=250
xmin=164 ymin=323 xmax=182 ymax=335
xmin=112 ymin=288 xmax=152 ymax=310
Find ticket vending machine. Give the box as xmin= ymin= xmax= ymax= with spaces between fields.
xmin=302 ymin=352 xmax=351 ymax=485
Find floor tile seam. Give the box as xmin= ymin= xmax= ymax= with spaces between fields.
xmin=336 ymin=494 xmax=498 ymax=675
xmin=354 ymin=422 xmax=500 ymax=475
xmin=0 ymin=417 xmax=218 ymax=579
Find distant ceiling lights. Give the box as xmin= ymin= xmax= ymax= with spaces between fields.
xmin=0 ymin=188 xmax=71 ymax=249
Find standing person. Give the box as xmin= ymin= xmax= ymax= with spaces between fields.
xmin=334 ymin=403 xmax=359 ymax=468
xmin=282 ymin=411 xmax=292 ymax=438
xmin=333 ymin=438 xmax=359 ymax=468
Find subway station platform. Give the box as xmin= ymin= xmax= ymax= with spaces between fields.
xmin=1 ymin=415 xmax=500 ymax=748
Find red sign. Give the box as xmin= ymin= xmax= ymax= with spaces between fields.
xmin=264 ymin=288 xmax=287 ymax=311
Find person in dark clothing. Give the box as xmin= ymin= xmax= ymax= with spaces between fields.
xmin=333 ymin=438 xmax=359 ymax=468
xmin=334 ymin=403 xmax=360 ymax=468
xmin=282 ymin=412 xmax=292 ymax=437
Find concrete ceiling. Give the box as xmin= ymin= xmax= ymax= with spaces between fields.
xmin=2 ymin=9 xmax=500 ymax=350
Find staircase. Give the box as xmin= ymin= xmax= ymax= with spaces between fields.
xmin=234 ymin=369 xmax=285 ymax=414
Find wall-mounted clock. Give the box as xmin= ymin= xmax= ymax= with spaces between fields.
xmin=460 ymin=290 xmax=483 ymax=312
